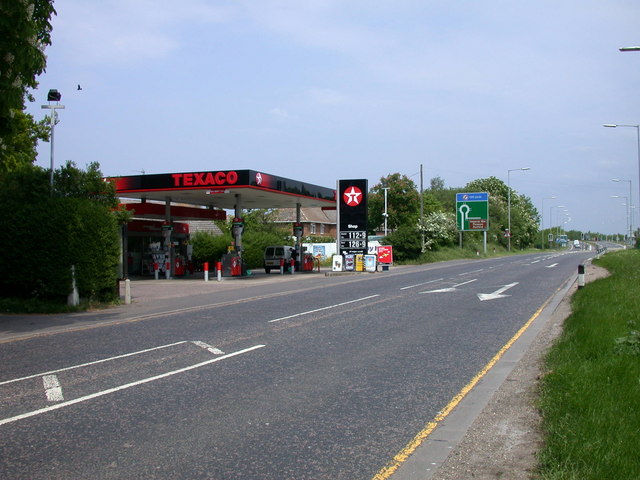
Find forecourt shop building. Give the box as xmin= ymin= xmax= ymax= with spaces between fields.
xmin=111 ymin=169 xmax=336 ymax=277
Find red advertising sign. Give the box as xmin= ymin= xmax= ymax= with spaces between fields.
xmin=377 ymin=245 xmax=393 ymax=264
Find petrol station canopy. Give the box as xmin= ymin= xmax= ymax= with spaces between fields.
xmin=110 ymin=169 xmax=337 ymax=220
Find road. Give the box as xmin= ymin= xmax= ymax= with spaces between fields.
xmin=0 ymin=250 xmax=592 ymax=479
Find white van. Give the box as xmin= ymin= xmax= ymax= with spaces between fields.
xmin=573 ymin=239 xmax=581 ymax=249
xmin=264 ymin=245 xmax=295 ymax=273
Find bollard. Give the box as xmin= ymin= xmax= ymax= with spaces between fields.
xmin=290 ymin=258 xmax=295 ymax=274
xmin=165 ymin=261 xmax=171 ymax=280
xmin=204 ymin=262 xmax=209 ymax=282
xmin=67 ymin=265 xmax=80 ymax=307
xmin=154 ymin=262 xmax=159 ymax=281
xmin=578 ymin=264 xmax=585 ymax=289
xmin=280 ymin=258 xmax=284 ymax=275
xmin=216 ymin=261 xmax=222 ymax=282
xmin=125 ymin=278 xmax=131 ymax=305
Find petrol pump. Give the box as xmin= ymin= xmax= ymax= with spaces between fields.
xmin=221 ymin=217 xmax=244 ymax=276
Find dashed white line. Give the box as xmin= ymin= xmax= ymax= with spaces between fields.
xmin=0 ymin=345 xmax=265 ymax=427
xmin=42 ymin=375 xmax=64 ymax=402
xmin=192 ymin=341 xmax=225 ymax=355
xmin=0 ymin=341 xmax=188 ymax=386
xmin=400 ymin=278 xmax=444 ymax=290
xmin=268 ymin=295 xmax=380 ymax=323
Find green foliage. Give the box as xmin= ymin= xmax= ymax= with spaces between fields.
xmin=0 ymin=0 xmax=56 ymax=139
xmin=538 ymin=250 xmax=640 ymax=479
xmin=418 ymin=211 xmax=457 ymax=250
xmin=384 ymin=223 xmax=422 ymax=261
xmin=0 ymin=163 xmax=120 ymax=304
xmin=368 ymin=173 xmax=420 ymax=233
xmin=614 ymin=321 xmax=640 ymax=356
xmin=0 ymin=110 xmax=49 ymax=173
xmin=191 ymin=231 xmax=231 ymax=267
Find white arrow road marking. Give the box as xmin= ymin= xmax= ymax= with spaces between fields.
xmin=477 ymin=282 xmax=519 ymax=301
xmin=546 ymin=263 xmax=558 ymax=268
xmin=420 ymin=278 xmax=477 ymax=294
xmin=42 ymin=375 xmax=64 ymax=402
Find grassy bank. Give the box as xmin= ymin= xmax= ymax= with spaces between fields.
xmin=538 ymin=249 xmax=640 ymax=479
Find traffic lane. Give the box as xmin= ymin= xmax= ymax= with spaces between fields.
xmin=0 ymin=266 xmax=569 ymax=480
xmin=0 ymin=251 xmax=586 ymax=383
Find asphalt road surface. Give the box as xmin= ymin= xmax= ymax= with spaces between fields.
xmin=0 ymin=250 xmax=593 ymax=479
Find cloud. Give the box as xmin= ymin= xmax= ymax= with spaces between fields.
xmin=269 ymin=107 xmax=295 ymax=119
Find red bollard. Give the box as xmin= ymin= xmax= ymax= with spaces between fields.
xmin=153 ymin=262 xmax=159 ymax=280
xmin=280 ymin=258 xmax=284 ymax=275
xmin=204 ymin=262 xmax=209 ymax=282
xmin=216 ymin=261 xmax=222 ymax=281
xmin=290 ymin=258 xmax=295 ymax=274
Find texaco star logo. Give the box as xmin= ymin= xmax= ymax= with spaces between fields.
xmin=255 ymin=172 xmax=263 ymax=185
xmin=343 ymin=186 xmax=363 ymax=206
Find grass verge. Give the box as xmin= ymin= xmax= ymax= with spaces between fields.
xmin=537 ymin=249 xmax=640 ymax=479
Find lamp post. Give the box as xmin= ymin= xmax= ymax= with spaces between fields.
xmin=611 ymin=195 xmax=630 ymax=245
xmin=604 ymin=123 xmax=640 ymax=243
xmin=382 ymin=187 xmax=390 ymax=237
xmin=550 ymin=205 xmax=566 ymax=246
xmin=507 ymin=167 xmax=530 ymax=251
xmin=541 ymin=196 xmax=556 ymax=249
xmin=612 ymin=178 xmax=633 ymax=242
xmin=619 ymin=46 xmax=640 ymax=52
xmin=41 ymin=89 xmax=65 ymax=191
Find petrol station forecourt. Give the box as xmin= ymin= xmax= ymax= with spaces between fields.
xmin=112 ymin=168 xmax=338 ymax=277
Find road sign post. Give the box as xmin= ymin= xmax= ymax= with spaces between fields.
xmin=456 ymin=192 xmax=489 ymax=254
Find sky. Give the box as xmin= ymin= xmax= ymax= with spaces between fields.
xmin=27 ymin=0 xmax=640 ymax=235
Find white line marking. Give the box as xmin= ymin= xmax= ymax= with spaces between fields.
xmin=192 ymin=341 xmax=225 ymax=355
xmin=268 ymin=295 xmax=380 ymax=323
xmin=458 ymin=269 xmax=484 ymax=276
xmin=400 ymin=278 xmax=444 ymax=290
xmin=546 ymin=263 xmax=558 ymax=268
xmin=453 ymin=279 xmax=478 ymax=288
xmin=0 ymin=341 xmax=188 ymax=386
xmin=0 ymin=345 xmax=265 ymax=427
xmin=531 ymin=260 xmax=540 ymax=264
xmin=42 ymin=375 xmax=64 ymax=402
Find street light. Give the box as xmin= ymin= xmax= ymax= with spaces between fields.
xmin=619 ymin=46 xmax=640 ymax=52
xmin=604 ymin=124 xmax=640 ymax=242
xmin=550 ymin=205 xmax=566 ymax=245
xmin=381 ymin=187 xmax=390 ymax=237
xmin=507 ymin=167 xmax=530 ymax=251
xmin=612 ymin=178 xmax=633 ymax=242
xmin=41 ymin=89 xmax=65 ymax=191
xmin=541 ymin=196 xmax=556 ymax=249
xmin=611 ymin=195 xmax=630 ymax=245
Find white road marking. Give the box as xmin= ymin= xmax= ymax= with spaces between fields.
xmin=192 ymin=341 xmax=225 ymax=355
xmin=546 ymin=263 xmax=558 ymax=268
xmin=531 ymin=260 xmax=540 ymax=264
xmin=0 ymin=341 xmax=188 ymax=386
xmin=420 ymin=279 xmax=477 ymax=294
xmin=0 ymin=345 xmax=265 ymax=427
xmin=477 ymin=282 xmax=519 ymax=301
xmin=268 ymin=295 xmax=380 ymax=323
xmin=458 ymin=269 xmax=484 ymax=276
xmin=42 ymin=375 xmax=64 ymax=402
xmin=400 ymin=278 xmax=444 ymax=290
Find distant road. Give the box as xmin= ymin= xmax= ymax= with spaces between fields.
xmin=0 ymin=250 xmax=592 ymax=479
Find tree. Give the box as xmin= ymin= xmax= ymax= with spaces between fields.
xmin=0 ymin=110 xmax=49 ymax=173
xmin=0 ymin=0 xmax=56 ymax=140
xmin=464 ymin=176 xmax=539 ymax=249
xmin=368 ymin=173 xmax=420 ymax=234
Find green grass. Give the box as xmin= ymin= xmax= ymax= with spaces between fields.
xmin=537 ymin=249 xmax=640 ymax=479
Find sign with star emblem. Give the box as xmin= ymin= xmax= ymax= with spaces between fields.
xmin=337 ymin=179 xmax=368 ymax=255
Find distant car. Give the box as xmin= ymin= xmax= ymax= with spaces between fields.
xmin=573 ymin=240 xmax=581 ymax=249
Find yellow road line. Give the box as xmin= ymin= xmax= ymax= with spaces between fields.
xmin=372 ymin=298 xmax=550 ymax=480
